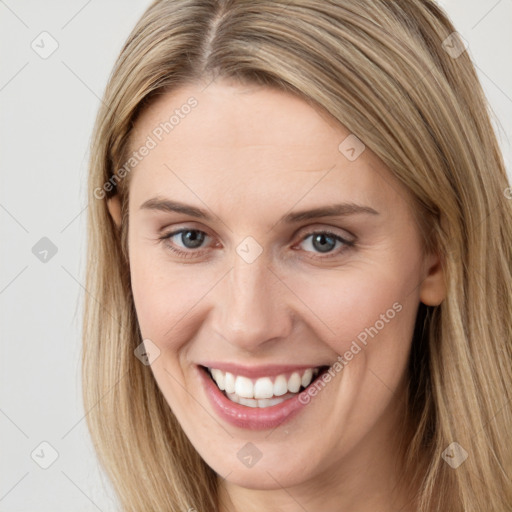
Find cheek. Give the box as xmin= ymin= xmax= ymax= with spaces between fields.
xmin=286 ymin=260 xmax=421 ymax=360
xmin=128 ymin=244 xmax=219 ymax=345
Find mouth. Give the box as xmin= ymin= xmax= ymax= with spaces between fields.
xmin=200 ymin=364 xmax=330 ymax=409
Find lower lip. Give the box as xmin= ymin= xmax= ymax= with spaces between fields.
xmin=197 ymin=366 xmax=310 ymax=430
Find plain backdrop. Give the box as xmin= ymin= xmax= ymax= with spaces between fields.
xmin=1 ymin=1 xmax=511 ymax=510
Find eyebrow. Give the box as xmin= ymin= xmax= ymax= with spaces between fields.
xmin=139 ymin=197 xmax=379 ymax=223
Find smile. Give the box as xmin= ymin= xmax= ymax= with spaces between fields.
xmin=207 ymin=366 xmax=323 ymax=408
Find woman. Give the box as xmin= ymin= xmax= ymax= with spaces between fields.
xmin=82 ymin=1 xmax=512 ymax=510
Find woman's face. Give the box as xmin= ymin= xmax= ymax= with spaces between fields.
xmin=112 ymin=78 xmax=444 ymax=494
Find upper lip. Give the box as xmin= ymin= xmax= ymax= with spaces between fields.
xmin=199 ymin=362 xmax=329 ymax=379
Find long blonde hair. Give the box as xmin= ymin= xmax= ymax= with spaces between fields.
xmin=83 ymin=1 xmax=512 ymax=510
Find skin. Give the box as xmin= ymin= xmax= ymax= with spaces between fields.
xmin=108 ymin=78 xmax=445 ymax=512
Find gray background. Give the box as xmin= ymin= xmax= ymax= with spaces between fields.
xmin=1 ymin=1 xmax=511 ymax=510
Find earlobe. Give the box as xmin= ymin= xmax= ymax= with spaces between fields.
xmin=107 ymin=195 xmax=122 ymax=228
xmin=419 ymin=252 xmax=446 ymax=306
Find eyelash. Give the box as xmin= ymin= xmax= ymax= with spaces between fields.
xmin=158 ymin=228 xmax=355 ymax=260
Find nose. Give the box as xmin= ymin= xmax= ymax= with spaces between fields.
xmin=210 ymin=254 xmax=294 ymax=352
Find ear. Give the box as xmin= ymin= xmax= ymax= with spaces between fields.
xmin=107 ymin=195 xmax=122 ymax=228
xmin=419 ymin=251 xmax=446 ymax=306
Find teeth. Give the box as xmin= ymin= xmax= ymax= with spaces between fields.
xmin=208 ymin=366 xmax=321 ymax=402
xmin=253 ymin=377 xmax=274 ymax=399
xmin=210 ymin=368 xmax=225 ymax=390
xmin=259 ymin=397 xmax=286 ymax=407
xmin=238 ymin=397 xmax=258 ymax=408
xmin=288 ymin=372 xmax=301 ymax=393
xmin=235 ymin=375 xmax=253 ymax=398
xmin=226 ymin=392 xmax=291 ymax=408
xmin=301 ymin=368 xmax=313 ymax=388
xmin=224 ymin=372 xmax=236 ymax=394
xmin=273 ymin=375 xmax=288 ymax=396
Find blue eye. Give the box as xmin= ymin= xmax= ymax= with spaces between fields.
xmin=297 ymin=231 xmax=353 ymax=257
xmin=161 ymin=229 xmax=210 ymax=258
xmin=301 ymin=232 xmax=341 ymax=253
xmin=171 ymin=229 xmax=207 ymax=249
xmin=159 ymin=228 xmax=354 ymax=260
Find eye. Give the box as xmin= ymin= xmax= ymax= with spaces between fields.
xmin=296 ymin=230 xmax=354 ymax=258
xmin=159 ymin=228 xmax=212 ymax=258
xmin=159 ymin=227 xmax=354 ymax=260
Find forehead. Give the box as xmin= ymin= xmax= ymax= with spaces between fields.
xmin=132 ymin=79 xmax=342 ymax=149
xmin=127 ymin=80 xmax=406 ymax=216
